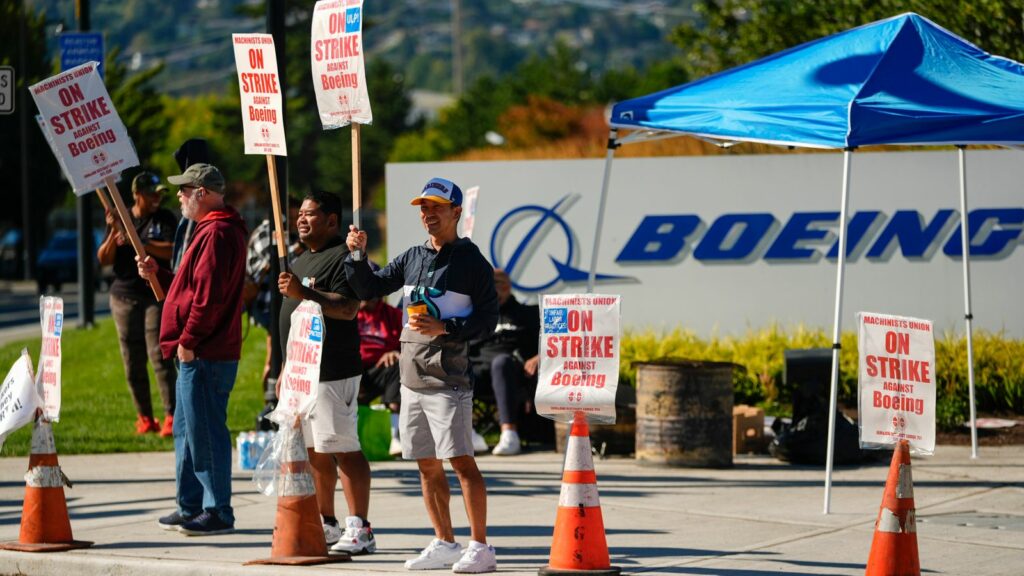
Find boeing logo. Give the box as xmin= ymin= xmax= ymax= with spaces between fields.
xmin=490 ymin=203 xmax=1023 ymax=294
xmin=489 ymin=195 xmax=630 ymax=292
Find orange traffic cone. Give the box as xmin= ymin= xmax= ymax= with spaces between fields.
xmin=0 ymin=420 xmax=92 ymax=552
xmin=865 ymin=440 xmax=920 ymax=576
xmin=539 ymin=412 xmax=621 ymax=576
xmin=246 ymin=423 xmax=349 ymax=566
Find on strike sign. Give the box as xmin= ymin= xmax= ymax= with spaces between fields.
xmin=232 ymin=34 xmax=287 ymax=156
xmin=310 ymin=0 xmax=372 ymax=128
xmin=38 ymin=297 xmax=64 ymax=422
xmin=269 ymin=301 xmax=324 ymax=424
xmin=30 ymin=62 xmax=139 ymax=195
xmin=0 ymin=351 xmax=37 ymax=451
xmin=535 ymin=294 xmax=621 ymax=424
xmin=858 ymin=312 xmax=936 ymax=454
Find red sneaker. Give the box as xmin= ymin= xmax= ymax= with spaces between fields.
xmin=159 ymin=414 xmax=174 ymax=437
xmin=135 ymin=415 xmax=160 ymax=435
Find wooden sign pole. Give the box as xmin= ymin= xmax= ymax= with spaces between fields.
xmin=266 ymin=155 xmax=288 ymax=272
xmin=351 ymin=123 xmax=363 ymax=260
xmin=94 ymin=187 xmax=127 ymax=240
xmin=103 ymin=177 xmax=164 ymax=301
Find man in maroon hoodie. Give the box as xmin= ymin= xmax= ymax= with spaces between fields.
xmin=137 ymin=163 xmax=247 ymax=536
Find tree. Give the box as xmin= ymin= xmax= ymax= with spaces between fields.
xmin=671 ymin=0 xmax=1024 ymax=78
xmin=106 ymin=47 xmax=170 ymax=173
xmin=1 ymin=2 xmax=64 ymax=275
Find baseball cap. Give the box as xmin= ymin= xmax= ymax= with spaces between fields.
xmin=167 ymin=163 xmax=225 ymax=193
xmin=410 ymin=177 xmax=462 ymax=207
xmin=155 ymin=184 xmax=170 ymax=195
xmin=132 ymin=171 xmax=161 ymax=194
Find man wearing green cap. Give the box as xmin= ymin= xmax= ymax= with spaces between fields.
xmin=98 ymin=171 xmax=179 ymax=437
xmin=138 ymin=163 xmax=248 ymax=536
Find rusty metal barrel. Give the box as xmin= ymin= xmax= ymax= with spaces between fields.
xmin=635 ymin=360 xmax=735 ymax=467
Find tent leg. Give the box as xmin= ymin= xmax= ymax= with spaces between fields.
xmin=824 ymin=149 xmax=853 ymax=515
xmin=587 ymin=128 xmax=619 ymax=294
xmin=957 ymin=146 xmax=978 ymax=459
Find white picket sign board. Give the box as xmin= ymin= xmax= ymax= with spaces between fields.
xmin=37 ymin=297 xmax=64 ymax=422
xmin=535 ymin=294 xmax=621 ymax=424
xmin=311 ymin=0 xmax=372 ymax=128
xmin=232 ymin=34 xmax=288 ymax=156
xmin=0 ymin=351 xmax=38 ymax=451
xmin=269 ymin=301 xmax=325 ymax=423
xmin=461 ymin=186 xmax=479 ymax=239
xmin=30 ymin=62 xmax=138 ymax=195
xmin=857 ymin=311 xmax=936 ymax=454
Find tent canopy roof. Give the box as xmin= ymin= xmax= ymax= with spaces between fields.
xmin=611 ymin=13 xmax=1024 ymax=149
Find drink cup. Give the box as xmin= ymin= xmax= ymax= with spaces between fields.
xmin=407 ymin=302 xmax=427 ymax=320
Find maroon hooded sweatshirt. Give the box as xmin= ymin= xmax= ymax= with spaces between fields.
xmin=157 ymin=206 xmax=248 ymax=361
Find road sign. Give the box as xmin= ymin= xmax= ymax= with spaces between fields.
xmin=0 ymin=67 xmax=13 ymax=115
xmin=60 ymin=33 xmax=105 ymax=78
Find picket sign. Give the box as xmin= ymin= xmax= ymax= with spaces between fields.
xmin=267 ymin=301 xmax=325 ymax=425
xmin=535 ymin=294 xmax=621 ymax=425
xmin=29 ymin=63 xmax=162 ymax=300
xmin=0 ymin=351 xmax=38 ymax=451
xmin=37 ymin=297 xmax=64 ymax=422
xmin=310 ymin=0 xmax=372 ymax=257
xmin=857 ymin=312 xmax=936 ymax=455
xmin=232 ymin=33 xmax=289 ymax=270
xmin=461 ymin=186 xmax=480 ymax=239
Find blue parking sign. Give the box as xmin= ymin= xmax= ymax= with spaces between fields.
xmin=60 ymin=33 xmax=104 ymax=78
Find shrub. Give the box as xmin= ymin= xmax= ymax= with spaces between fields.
xmin=620 ymin=326 xmax=1024 ymax=428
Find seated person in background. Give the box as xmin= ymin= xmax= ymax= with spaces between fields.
xmin=469 ymin=269 xmax=540 ymax=456
xmin=356 ymin=262 xmax=404 ymax=457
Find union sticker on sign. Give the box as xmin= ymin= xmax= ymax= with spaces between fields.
xmin=857 ymin=312 xmax=936 ymax=455
xmin=232 ymin=34 xmax=287 ymax=156
xmin=29 ymin=62 xmax=139 ymax=195
xmin=310 ymin=0 xmax=372 ymax=128
xmin=535 ymin=294 xmax=621 ymax=424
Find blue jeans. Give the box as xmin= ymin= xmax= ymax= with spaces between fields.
xmin=174 ymin=358 xmax=237 ymax=524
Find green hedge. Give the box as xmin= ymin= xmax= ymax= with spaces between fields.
xmin=619 ymin=325 xmax=1024 ymax=429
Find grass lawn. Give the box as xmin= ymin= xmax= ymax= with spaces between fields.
xmin=0 ymin=317 xmax=268 ymax=457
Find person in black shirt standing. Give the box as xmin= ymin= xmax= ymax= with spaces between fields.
xmin=277 ymin=191 xmax=376 ymax=554
xmin=469 ymin=269 xmax=540 ymax=456
xmin=98 ymin=171 xmax=178 ymax=436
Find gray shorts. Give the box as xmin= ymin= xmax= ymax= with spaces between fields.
xmin=301 ymin=375 xmax=362 ymax=454
xmin=400 ymin=386 xmax=474 ymax=460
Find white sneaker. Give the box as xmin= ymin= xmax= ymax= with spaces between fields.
xmin=452 ymin=540 xmax=497 ymax=573
xmin=471 ymin=430 xmax=488 ymax=454
xmin=491 ymin=430 xmax=521 ymax=456
xmin=323 ymin=521 xmax=342 ymax=545
xmin=404 ymin=538 xmax=463 ymax=570
xmin=331 ymin=516 xmax=377 ymax=554
xmin=389 ymin=437 xmax=403 ymax=457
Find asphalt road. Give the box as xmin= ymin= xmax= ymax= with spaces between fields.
xmin=0 ymin=281 xmax=109 ymax=344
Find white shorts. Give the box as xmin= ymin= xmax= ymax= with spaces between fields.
xmin=400 ymin=386 xmax=474 ymax=460
xmin=301 ymin=375 xmax=362 ymax=454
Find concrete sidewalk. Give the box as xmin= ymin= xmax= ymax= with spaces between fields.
xmin=0 ymin=446 xmax=1022 ymax=575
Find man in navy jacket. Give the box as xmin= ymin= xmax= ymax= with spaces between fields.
xmin=345 ymin=177 xmax=499 ymax=573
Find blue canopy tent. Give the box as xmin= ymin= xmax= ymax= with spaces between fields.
xmin=590 ymin=13 xmax=1024 ymax=512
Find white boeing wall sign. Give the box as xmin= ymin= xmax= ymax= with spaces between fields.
xmin=385 ymin=150 xmax=1023 ymax=337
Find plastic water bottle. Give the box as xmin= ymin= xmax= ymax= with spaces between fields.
xmin=236 ymin=432 xmax=249 ymax=469
xmin=246 ymin=431 xmax=258 ymax=470
xmin=255 ymin=431 xmax=268 ymax=463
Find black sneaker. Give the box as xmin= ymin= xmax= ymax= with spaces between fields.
xmin=157 ymin=510 xmax=196 ymax=531
xmin=177 ymin=511 xmax=235 ymax=536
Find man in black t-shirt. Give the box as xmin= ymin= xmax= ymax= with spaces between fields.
xmin=277 ymin=191 xmax=376 ymax=554
xmin=97 ymin=172 xmax=179 ymax=437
